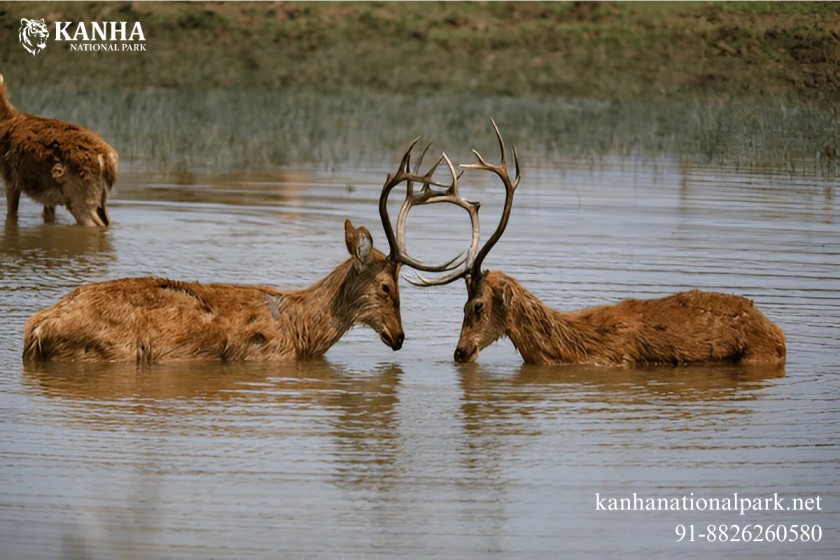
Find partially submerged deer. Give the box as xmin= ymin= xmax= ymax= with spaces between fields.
xmin=405 ymin=121 xmax=787 ymax=367
xmin=0 ymin=73 xmax=118 ymax=226
xmin=22 ymin=146 xmax=455 ymax=363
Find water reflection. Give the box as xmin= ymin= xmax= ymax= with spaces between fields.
xmin=24 ymin=360 xmax=293 ymax=402
xmin=452 ymin=362 xmax=789 ymax=548
xmin=24 ymin=359 xmax=400 ymax=407
xmin=328 ymin=363 xmax=402 ymax=490
xmin=458 ymin=362 xmax=785 ymax=414
xmin=455 ymin=362 xmax=786 ymax=456
xmin=117 ymin=172 xmax=310 ymax=212
xmin=676 ymin=162 xmax=837 ymax=226
xmin=0 ymin=221 xmax=115 ymax=281
xmin=23 ymin=359 xmax=403 ymax=459
xmin=21 ymin=359 xmax=405 ymax=557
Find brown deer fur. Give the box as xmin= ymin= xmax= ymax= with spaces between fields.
xmin=23 ymin=220 xmax=405 ymax=363
xmin=0 ymin=74 xmax=118 ymax=226
xmin=455 ymin=271 xmax=786 ymax=367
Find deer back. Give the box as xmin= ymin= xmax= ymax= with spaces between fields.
xmin=24 ymin=278 xmax=296 ymax=362
xmin=464 ymin=272 xmax=786 ymax=367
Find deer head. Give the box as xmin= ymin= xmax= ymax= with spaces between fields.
xmin=342 ymin=218 xmax=405 ymax=351
xmin=400 ymin=119 xmax=520 ymax=363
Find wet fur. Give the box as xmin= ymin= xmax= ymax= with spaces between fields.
xmin=23 ymin=222 xmax=404 ymax=363
xmin=459 ymin=271 xmax=786 ymax=367
xmin=0 ymin=74 xmax=118 ymax=226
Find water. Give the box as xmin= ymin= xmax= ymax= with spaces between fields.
xmin=1 ymin=158 xmax=838 ymax=558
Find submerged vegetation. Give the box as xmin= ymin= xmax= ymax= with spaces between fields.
xmin=0 ymin=2 xmax=837 ymax=174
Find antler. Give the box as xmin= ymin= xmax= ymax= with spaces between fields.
xmin=406 ymin=118 xmax=520 ymax=287
xmin=396 ymin=152 xmax=482 ymax=284
xmin=379 ymin=139 xmax=481 ymax=274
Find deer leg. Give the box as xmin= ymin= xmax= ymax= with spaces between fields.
xmin=5 ymin=183 xmax=20 ymax=219
xmin=43 ymin=205 xmax=56 ymax=223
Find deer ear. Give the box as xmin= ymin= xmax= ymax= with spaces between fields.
xmin=344 ymin=219 xmax=373 ymax=267
xmin=498 ymin=277 xmax=514 ymax=309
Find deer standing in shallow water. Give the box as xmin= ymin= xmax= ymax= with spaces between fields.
xmin=23 ymin=143 xmax=459 ymax=363
xmin=405 ymin=121 xmax=787 ymax=367
xmin=0 ymin=74 xmax=118 ymax=227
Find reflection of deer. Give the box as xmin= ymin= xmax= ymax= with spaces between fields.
xmin=406 ymin=121 xmax=787 ymax=367
xmin=23 ymin=359 xmax=402 ymax=408
xmin=0 ymin=74 xmax=119 ymax=226
xmin=459 ymin=362 xmax=785 ymax=415
xmin=2 ymin=220 xmax=115 ymax=276
xmin=23 ymin=143 xmax=458 ymax=363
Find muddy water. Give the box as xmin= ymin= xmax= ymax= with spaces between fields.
xmin=1 ymin=159 xmax=837 ymax=558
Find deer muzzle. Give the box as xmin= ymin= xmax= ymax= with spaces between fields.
xmin=454 ymin=344 xmax=478 ymax=363
xmin=380 ymin=330 xmax=405 ymax=351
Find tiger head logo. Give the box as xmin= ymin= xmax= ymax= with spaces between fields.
xmin=18 ymin=18 xmax=49 ymax=56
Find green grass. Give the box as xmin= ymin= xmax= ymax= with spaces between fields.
xmin=1 ymin=1 xmax=837 ymax=102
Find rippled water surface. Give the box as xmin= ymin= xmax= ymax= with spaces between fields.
xmin=1 ymin=158 xmax=838 ymax=558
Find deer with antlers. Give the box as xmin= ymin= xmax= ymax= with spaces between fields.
xmin=405 ymin=120 xmax=787 ymax=367
xmin=22 ymin=146 xmax=466 ymax=363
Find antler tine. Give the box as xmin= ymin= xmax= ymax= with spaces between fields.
xmin=458 ymin=117 xmax=520 ymax=278
xmin=413 ymin=141 xmax=432 ymax=176
xmin=407 ymin=141 xmax=434 ymax=198
xmin=394 ymin=152 xmax=481 ymax=274
xmin=380 ymin=137 xmax=423 ymax=261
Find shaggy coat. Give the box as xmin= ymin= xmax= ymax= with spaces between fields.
xmin=456 ymin=271 xmax=787 ymax=367
xmin=0 ymin=74 xmax=118 ymax=226
xmin=24 ymin=221 xmax=405 ymax=363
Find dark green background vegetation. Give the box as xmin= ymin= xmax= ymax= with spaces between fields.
xmin=0 ymin=2 xmax=836 ymax=174
xmin=1 ymin=1 xmax=837 ymax=103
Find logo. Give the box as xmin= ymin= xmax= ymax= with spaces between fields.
xmin=18 ymin=18 xmax=49 ymax=56
xmin=15 ymin=18 xmax=147 ymax=55
xmin=55 ymin=21 xmax=146 ymax=52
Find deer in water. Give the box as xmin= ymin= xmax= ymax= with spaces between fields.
xmin=22 ymin=143 xmax=459 ymax=363
xmin=405 ymin=120 xmax=787 ymax=367
xmin=0 ymin=73 xmax=118 ymax=226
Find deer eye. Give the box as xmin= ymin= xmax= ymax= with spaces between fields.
xmin=473 ymin=301 xmax=484 ymax=317
xmin=381 ymin=283 xmax=391 ymax=295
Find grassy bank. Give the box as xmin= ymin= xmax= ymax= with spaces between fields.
xmin=0 ymin=2 xmax=837 ymax=175
xmin=1 ymin=2 xmax=838 ymax=103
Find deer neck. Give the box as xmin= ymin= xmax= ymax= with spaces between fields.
xmin=280 ymin=259 xmax=364 ymax=357
xmin=496 ymin=273 xmax=594 ymax=364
